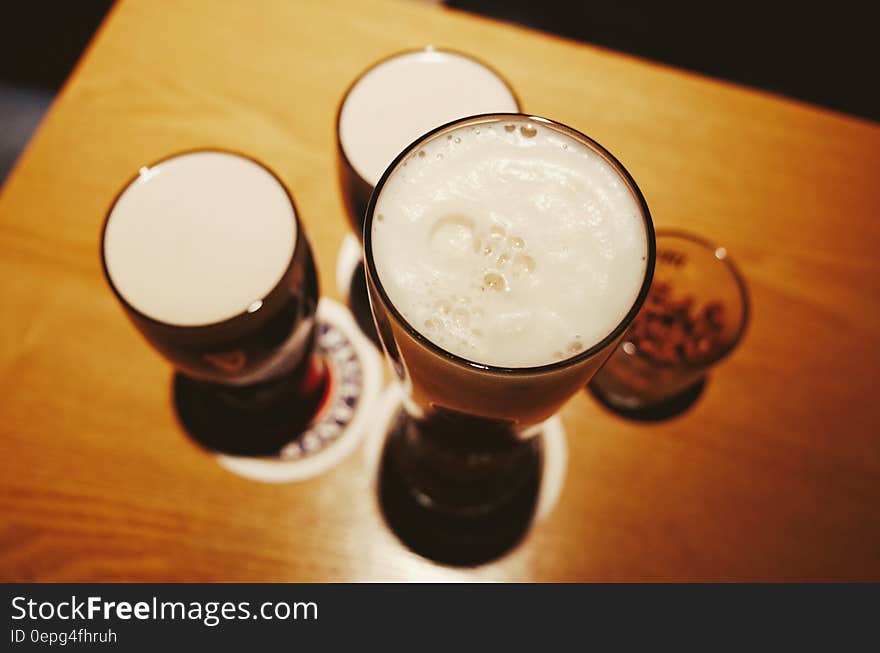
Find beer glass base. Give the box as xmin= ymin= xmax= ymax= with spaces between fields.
xmin=366 ymin=384 xmax=568 ymax=564
xmin=366 ymin=394 xmax=541 ymax=517
xmin=587 ymin=375 xmax=707 ymax=422
xmin=378 ymin=423 xmax=541 ymax=566
xmin=173 ymin=364 xmax=328 ymax=457
xmin=390 ymin=410 xmax=543 ymax=517
xmin=175 ymin=299 xmax=384 ymax=482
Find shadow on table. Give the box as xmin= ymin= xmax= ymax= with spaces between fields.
xmin=587 ymin=377 xmax=707 ymax=422
xmin=376 ymin=411 xmax=541 ymax=567
xmin=172 ymin=372 xmax=324 ymax=457
xmin=345 ymin=262 xmax=381 ymax=350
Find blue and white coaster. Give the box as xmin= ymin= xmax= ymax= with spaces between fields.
xmin=217 ymin=298 xmax=383 ymax=482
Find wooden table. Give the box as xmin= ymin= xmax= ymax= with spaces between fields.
xmin=1 ymin=0 xmax=878 ymax=582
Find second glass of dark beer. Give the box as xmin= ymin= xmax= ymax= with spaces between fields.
xmin=336 ymin=46 xmax=520 ymax=238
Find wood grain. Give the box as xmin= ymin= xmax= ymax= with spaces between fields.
xmin=1 ymin=0 xmax=878 ymax=581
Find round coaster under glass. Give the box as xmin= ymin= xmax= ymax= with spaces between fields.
xmin=176 ymin=298 xmax=383 ymax=483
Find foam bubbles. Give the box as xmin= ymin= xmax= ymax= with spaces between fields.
xmin=429 ymin=215 xmax=477 ymax=257
xmin=483 ymin=272 xmax=506 ymax=291
xmin=371 ymin=117 xmax=647 ymax=367
xmin=512 ymin=253 xmax=535 ymax=277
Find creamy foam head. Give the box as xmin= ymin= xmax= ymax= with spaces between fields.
xmin=104 ymin=151 xmax=296 ymax=326
xmin=370 ymin=117 xmax=649 ymax=368
xmin=339 ymin=48 xmax=518 ymax=187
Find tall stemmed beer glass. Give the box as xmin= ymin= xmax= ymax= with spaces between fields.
xmin=364 ymin=114 xmax=655 ymax=514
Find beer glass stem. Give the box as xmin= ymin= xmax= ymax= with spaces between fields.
xmin=390 ymin=408 xmax=542 ymax=516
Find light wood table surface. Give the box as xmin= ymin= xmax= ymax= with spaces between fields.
xmin=1 ymin=0 xmax=878 ymax=581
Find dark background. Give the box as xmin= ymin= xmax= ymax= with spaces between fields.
xmin=1 ymin=1 xmax=877 ymax=183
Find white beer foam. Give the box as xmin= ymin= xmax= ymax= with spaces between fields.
xmin=371 ymin=118 xmax=648 ymax=368
xmin=104 ymin=152 xmax=297 ymax=327
xmin=339 ymin=49 xmax=518 ymax=187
